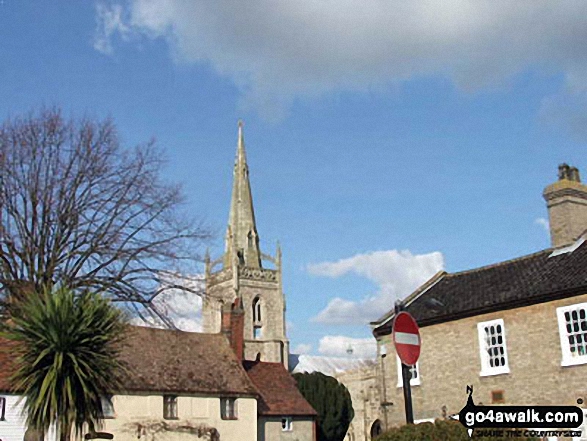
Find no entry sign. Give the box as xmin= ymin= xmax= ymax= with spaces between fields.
xmin=393 ymin=311 xmax=421 ymax=365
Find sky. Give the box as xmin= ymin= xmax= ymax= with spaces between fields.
xmin=1 ymin=1 xmax=587 ymax=359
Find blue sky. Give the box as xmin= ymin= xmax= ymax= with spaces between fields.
xmin=2 ymin=1 xmax=587 ymax=358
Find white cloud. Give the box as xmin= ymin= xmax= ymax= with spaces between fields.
xmin=93 ymin=3 xmax=132 ymax=55
xmin=292 ymin=343 xmax=312 ymax=355
xmin=132 ymin=273 xmax=204 ymax=332
xmin=95 ymin=1 xmax=587 ymax=119
xmin=318 ymin=335 xmax=377 ymax=359
xmin=309 ymin=249 xmax=444 ymax=324
xmin=535 ymin=217 xmax=550 ymax=234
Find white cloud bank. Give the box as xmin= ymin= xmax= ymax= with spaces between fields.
xmin=310 ymin=249 xmax=444 ymax=324
xmin=292 ymin=343 xmax=312 ymax=355
xmin=132 ymin=273 xmax=204 ymax=332
xmin=94 ymin=1 xmax=587 ymax=120
xmin=318 ymin=335 xmax=377 ymax=359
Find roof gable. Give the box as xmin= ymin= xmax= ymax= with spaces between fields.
xmin=243 ymin=360 xmax=316 ymax=417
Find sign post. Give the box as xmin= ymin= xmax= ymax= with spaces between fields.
xmin=393 ymin=304 xmax=421 ymax=425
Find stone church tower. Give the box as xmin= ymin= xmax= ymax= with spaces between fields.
xmin=203 ymin=121 xmax=289 ymax=368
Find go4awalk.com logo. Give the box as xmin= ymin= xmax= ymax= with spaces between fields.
xmin=457 ymin=386 xmax=584 ymax=438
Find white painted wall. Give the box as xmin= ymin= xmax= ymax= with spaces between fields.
xmin=0 ymin=395 xmax=27 ymax=441
xmin=0 ymin=395 xmax=56 ymax=441
xmin=101 ymin=394 xmax=257 ymax=441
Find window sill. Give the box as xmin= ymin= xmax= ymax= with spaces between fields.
xmin=479 ymin=367 xmax=510 ymax=377
xmin=163 ymin=417 xmax=179 ymax=421
xmin=221 ymin=417 xmax=238 ymax=421
xmin=102 ymin=415 xmax=116 ymax=420
xmin=561 ymin=357 xmax=587 ymax=367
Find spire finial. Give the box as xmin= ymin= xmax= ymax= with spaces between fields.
xmin=225 ymin=120 xmax=262 ymax=268
xmin=238 ymin=120 xmax=244 ymax=145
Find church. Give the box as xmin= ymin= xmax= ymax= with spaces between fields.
xmin=0 ymin=122 xmax=316 ymax=441
xmin=203 ymin=121 xmax=289 ymax=368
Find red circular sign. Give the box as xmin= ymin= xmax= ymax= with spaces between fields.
xmin=393 ymin=311 xmax=421 ymax=365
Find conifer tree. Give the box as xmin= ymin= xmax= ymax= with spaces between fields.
xmin=293 ymin=372 xmax=354 ymax=441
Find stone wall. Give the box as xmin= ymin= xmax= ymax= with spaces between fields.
xmin=334 ymin=363 xmax=380 ymax=441
xmin=376 ymin=294 xmax=587 ymax=430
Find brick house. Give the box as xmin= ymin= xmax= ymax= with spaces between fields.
xmin=368 ymin=164 xmax=587 ymax=439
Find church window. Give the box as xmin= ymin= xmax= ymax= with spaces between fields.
xmin=396 ymin=355 xmax=420 ymax=387
xmin=281 ymin=416 xmax=293 ymax=431
xmin=163 ymin=395 xmax=178 ymax=419
xmin=253 ymin=297 xmax=262 ymax=323
xmin=557 ymin=303 xmax=587 ymax=366
xmin=221 ymin=397 xmax=237 ymax=420
xmin=477 ymin=319 xmax=509 ymax=376
xmin=253 ymin=297 xmax=262 ymax=339
xmin=0 ymin=396 xmax=5 ymax=421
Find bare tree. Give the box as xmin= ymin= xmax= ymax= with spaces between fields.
xmin=0 ymin=108 xmax=211 ymax=325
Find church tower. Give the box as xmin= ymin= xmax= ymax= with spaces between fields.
xmin=203 ymin=121 xmax=289 ymax=368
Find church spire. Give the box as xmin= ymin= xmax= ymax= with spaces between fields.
xmin=225 ymin=120 xmax=262 ymax=268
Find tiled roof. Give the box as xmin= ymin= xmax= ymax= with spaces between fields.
xmin=0 ymin=338 xmax=16 ymax=392
xmin=243 ymin=360 xmax=317 ymax=417
xmin=118 ymin=326 xmax=258 ymax=395
xmin=0 ymin=326 xmax=259 ymax=396
xmin=373 ymin=240 xmax=587 ymax=334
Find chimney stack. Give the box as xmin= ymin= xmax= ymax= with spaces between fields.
xmin=543 ymin=164 xmax=587 ymax=248
xmin=221 ymin=297 xmax=245 ymax=361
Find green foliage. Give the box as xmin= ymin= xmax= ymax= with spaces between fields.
xmin=293 ymin=371 xmax=354 ymax=441
xmin=1 ymin=287 xmax=128 ymax=441
xmin=375 ymin=419 xmax=538 ymax=441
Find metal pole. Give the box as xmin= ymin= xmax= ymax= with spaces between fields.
xmin=401 ymin=363 xmax=414 ymax=424
xmin=395 ymin=300 xmax=415 ymax=424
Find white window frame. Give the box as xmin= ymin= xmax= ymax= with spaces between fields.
xmin=477 ymin=318 xmax=510 ymax=377
xmin=281 ymin=416 xmax=293 ymax=431
xmin=163 ymin=395 xmax=178 ymax=420
xmin=396 ymin=355 xmax=420 ymax=387
xmin=557 ymin=303 xmax=587 ymax=367
xmin=220 ymin=397 xmax=238 ymax=420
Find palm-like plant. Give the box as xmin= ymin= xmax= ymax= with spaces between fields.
xmin=1 ymin=287 xmax=128 ymax=441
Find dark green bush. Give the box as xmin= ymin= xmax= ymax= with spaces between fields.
xmin=375 ymin=419 xmax=538 ymax=441
xmin=293 ymin=371 xmax=354 ymax=441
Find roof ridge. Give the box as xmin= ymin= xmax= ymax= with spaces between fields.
xmin=447 ymin=247 xmax=553 ymax=277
